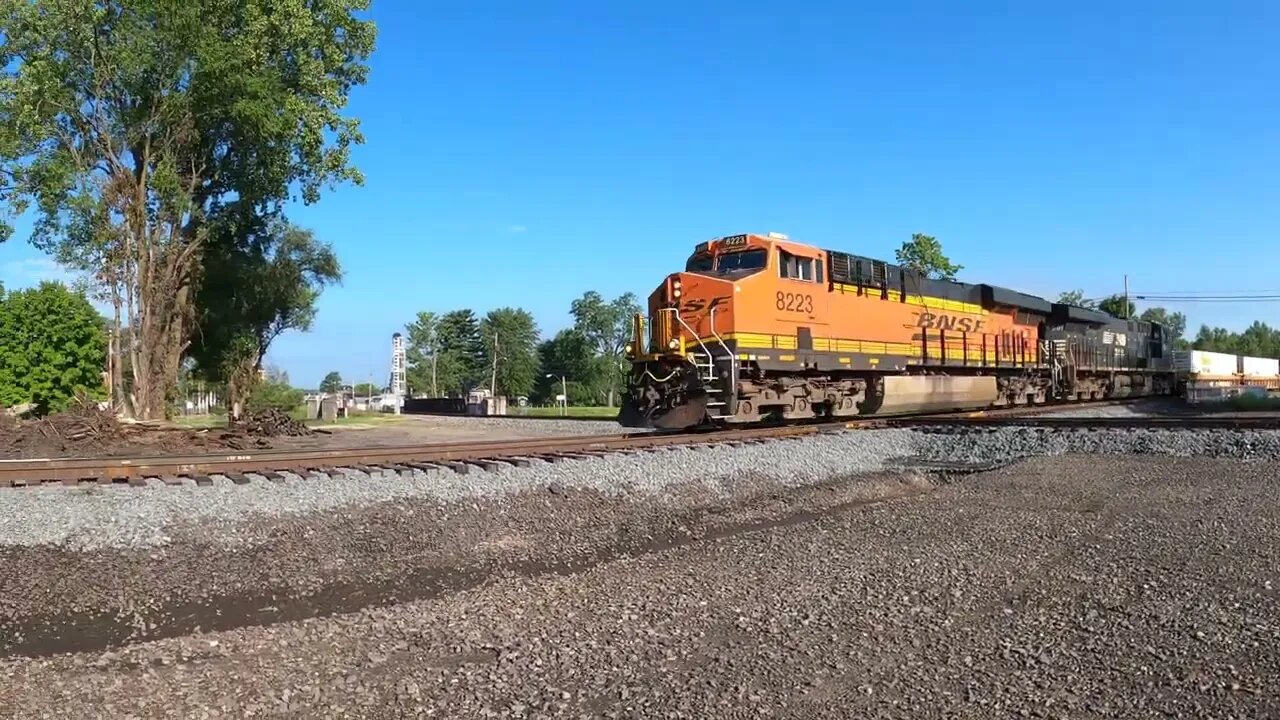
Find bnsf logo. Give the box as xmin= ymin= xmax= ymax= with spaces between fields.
xmin=682 ymin=296 xmax=730 ymax=313
xmin=915 ymin=312 xmax=985 ymax=333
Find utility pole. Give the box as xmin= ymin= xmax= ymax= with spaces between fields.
xmin=1123 ymin=274 xmax=1130 ymax=320
xmin=489 ymin=330 xmax=499 ymax=395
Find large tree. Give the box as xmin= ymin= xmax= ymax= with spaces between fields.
xmin=436 ymin=309 xmax=484 ymax=395
xmin=1056 ymin=290 xmax=1095 ymax=308
xmin=0 ymin=282 xmax=108 ymax=414
xmin=0 ymin=0 xmax=376 ymax=419
xmin=1097 ymin=294 xmax=1136 ymax=319
xmin=895 ymin=233 xmax=962 ymax=281
xmin=189 ymin=218 xmax=341 ymax=417
xmin=478 ymin=307 xmax=539 ymax=398
xmin=534 ymin=328 xmax=601 ymax=405
xmin=1137 ymin=307 xmax=1188 ymax=349
xmin=570 ymin=291 xmax=641 ymax=406
xmin=319 ymin=371 xmax=344 ymax=394
xmin=404 ymin=311 xmax=441 ymax=397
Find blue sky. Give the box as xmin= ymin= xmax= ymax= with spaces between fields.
xmin=1 ymin=0 xmax=1278 ymax=387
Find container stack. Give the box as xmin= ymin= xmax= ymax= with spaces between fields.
xmin=1174 ymin=350 xmax=1280 ymax=402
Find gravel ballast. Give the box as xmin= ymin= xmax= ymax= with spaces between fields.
xmin=3 ymin=454 xmax=1279 ymax=718
xmin=7 ymin=426 xmax=1280 ymax=552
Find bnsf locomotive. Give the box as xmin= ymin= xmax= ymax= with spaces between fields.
xmin=619 ymin=232 xmax=1176 ymax=429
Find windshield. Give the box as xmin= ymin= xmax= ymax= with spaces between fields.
xmin=715 ymin=249 xmax=767 ymax=274
xmin=685 ymin=254 xmax=713 ymax=272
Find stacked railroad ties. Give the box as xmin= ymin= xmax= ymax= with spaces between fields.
xmin=1177 ymin=350 xmax=1280 ymax=403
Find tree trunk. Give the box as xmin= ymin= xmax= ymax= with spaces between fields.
xmin=130 ymin=252 xmax=197 ymax=421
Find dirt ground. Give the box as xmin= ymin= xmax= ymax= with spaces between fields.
xmin=0 ymin=408 xmax=620 ymax=460
xmin=2 ymin=454 xmax=1278 ymax=718
xmin=261 ymin=414 xmax=628 ymax=451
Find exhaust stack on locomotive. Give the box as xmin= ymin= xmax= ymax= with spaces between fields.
xmin=620 ymin=232 xmax=1177 ymax=429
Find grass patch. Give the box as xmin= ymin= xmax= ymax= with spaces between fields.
xmin=170 ymin=414 xmax=228 ymax=429
xmin=511 ymin=406 xmax=619 ymax=418
xmin=307 ymin=412 xmax=407 ymax=427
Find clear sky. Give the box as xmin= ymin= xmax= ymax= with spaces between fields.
xmin=1 ymin=0 xmax=1277 ymax=388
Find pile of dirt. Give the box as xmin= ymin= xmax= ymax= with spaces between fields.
xmin=0 ymin=400 xmax=273 ymax=460
xmin=234 ymin=408 xmax=315 ymax=438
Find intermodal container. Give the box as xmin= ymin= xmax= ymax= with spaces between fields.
xmin=1240 ymin=356 xmax=1280 ymax=377
xmin=1177 ymin=350 xmax=1239 ymax=378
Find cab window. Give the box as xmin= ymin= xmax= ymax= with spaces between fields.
xmin=779 ymin=249 xmax=815 ymax=281
xmin=685 ymin=254 xmax=713 ymax=272
xmin=714 ymin=249 xmax=767 ymax=275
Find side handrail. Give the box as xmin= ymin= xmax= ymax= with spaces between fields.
xmin=671 ymin=309 xmax=716 ymax=371
xmin=708 ymin=306 xmax=735 ymax=391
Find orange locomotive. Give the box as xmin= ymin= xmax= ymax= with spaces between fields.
xmin=619 ymin=232 xmax=1176 ymax=429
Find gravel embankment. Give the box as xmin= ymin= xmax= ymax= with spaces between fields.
xmin=3 ymin=454 xmax=1278 ymax=718
xmin=0 ymin=430 xmax=919 ymax=551
xmin=912 ymin=427 xmax=1280 ymax=463
xmin=9 ymin=426 xmax=1280 ymax=553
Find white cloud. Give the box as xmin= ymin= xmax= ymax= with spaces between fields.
xmin=505 ymin=224 xmax=528 ymax=233
xmin=1 ymin=257 xmax=80 ymax=289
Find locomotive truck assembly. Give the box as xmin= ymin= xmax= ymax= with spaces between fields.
xmin=620 ymin=232 xmax=1177 ymax=429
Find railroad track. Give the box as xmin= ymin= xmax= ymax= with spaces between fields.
xmin=3 ymin=399 xmax=1273 ymax=489
xmin=0 ymin=423 xmax=840 ymax=488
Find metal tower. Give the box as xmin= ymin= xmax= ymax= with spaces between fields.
xmin=390 ymin=332 xmax=406 ymax=412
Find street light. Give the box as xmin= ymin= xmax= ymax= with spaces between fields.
xmin=545 ymin=373 xmax=567 ymax=416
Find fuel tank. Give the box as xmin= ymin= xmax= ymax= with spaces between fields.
xmin=870 ymin=375 xmax=998 ymax=415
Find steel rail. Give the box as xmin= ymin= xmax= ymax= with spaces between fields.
xmin=0 ymin=424 xmax=835 ymax=487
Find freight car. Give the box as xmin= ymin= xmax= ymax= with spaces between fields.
xmin=620 ymin=232 xmax=1177 ymax=429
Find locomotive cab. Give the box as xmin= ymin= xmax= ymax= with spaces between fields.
xmin=621 ymin=232 xmax=816 ymax=429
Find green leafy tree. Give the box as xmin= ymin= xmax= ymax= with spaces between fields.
xmin=247 ymin=379 xmax=304 ymax=413
xmin=570 ymin=291 xmax=642 ymax=406
xmin=0 ymin=282 xmax=107 ymax=414
xmin=479 ymin=308 xmax=540 ymax=398
xmin=436 ymin=310 xmax=484 ymax=394
xmin=534 ymin=329 xmax=601 ymax=404
xmin=1137 ymin=307 xmax=1188 ymax=349
xmin=895 ymin=233 xmax=963 ymax=280
xmin=0 ymin=0 xmax=376 ymax=419
xmin=320 ymin=371 xmax=344 ymax=394
xmin=1056 ymin=290 xmax=1095 ymax=308
xmin=352 ymin=382 xmax=381 ymax=397
xmin=404 ymin=312 xmax=441 ymax=396
xmin=189 ymin=218 xmax=341 ymax=416
xmin=1097 ymin=294 xmax=1136 ymax=319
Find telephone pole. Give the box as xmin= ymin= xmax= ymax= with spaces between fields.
xmin=489 ymin=330 xmax=499 ymax=395
xmin=1123 ymin=274 xmax=1130 ymax=320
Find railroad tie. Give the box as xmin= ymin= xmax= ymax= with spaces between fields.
xmin=436 ymin=461 xmax=471 ymax=474
xmin=161 ymin=476 xmax=185 ymax=487
xmin=405 ymin=462 xmax=444 ymax=473
xmin=260 ymin=471 xmax=287 ymax=483
xmin=127 ymin=476 xmax=147 ymax=488
xmin=189 ymin=475 xmax=214 ymax=487
xmin=225 ymin=472 xmax=252 ymax=485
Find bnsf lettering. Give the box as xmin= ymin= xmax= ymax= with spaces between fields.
xmin=916 ymin=312 xmax=985 ymax=333
xmin=682 ymin=296 xmax=730 ymax=313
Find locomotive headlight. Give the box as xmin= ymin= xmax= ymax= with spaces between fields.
xmin=625 ymin=343 xmax=633 ymax=355
xmin=673 ymin=288 xmax=682 ymax=298
xmin=667 ymin=338 xmax=680 ymax=350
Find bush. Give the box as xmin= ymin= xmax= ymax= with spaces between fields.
xmin=0 ymin=282 xmax=107 ymax=414
xmin=247 ymin=379 xmax=304 ymax=413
